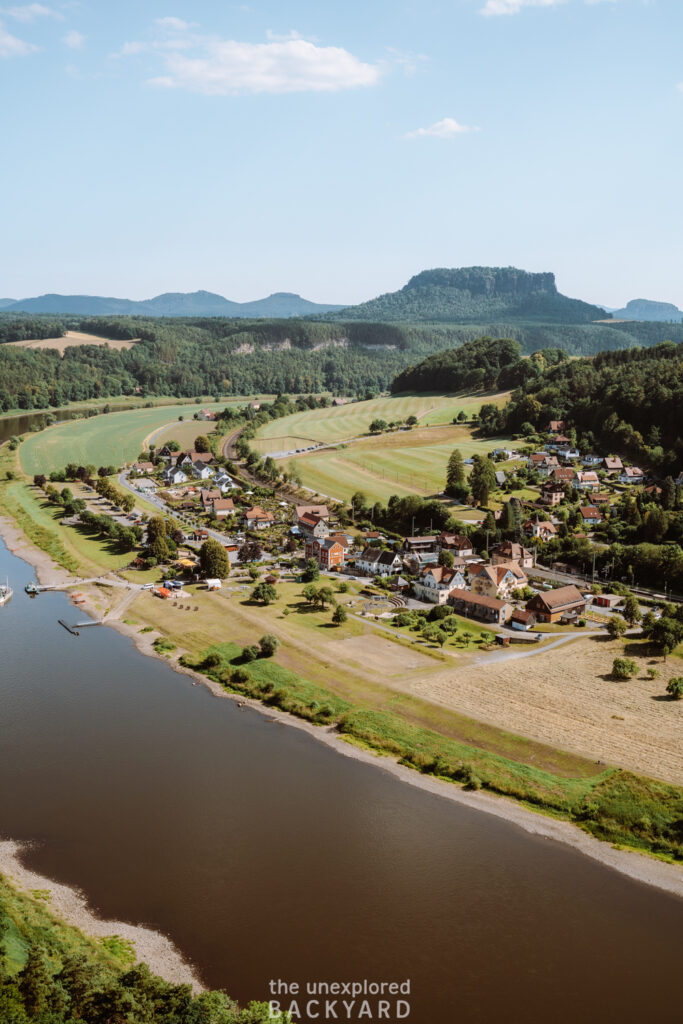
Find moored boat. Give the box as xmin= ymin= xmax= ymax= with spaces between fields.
xmin=0 ymin=579 xmax=13 ymax=606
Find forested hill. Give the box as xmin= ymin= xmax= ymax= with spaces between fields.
xmin=3 ymin=290 xmax=344 ymax=318
xmin=334 ymin=267 xmax=607 ymax=324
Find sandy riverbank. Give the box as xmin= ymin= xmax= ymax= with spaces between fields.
xmin=2 ymin=512 xmax=683 ymax=942
xmin=0 ymin=840 xmax=202 ymax=990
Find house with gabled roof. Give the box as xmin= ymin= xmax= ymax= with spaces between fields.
xmin=413 ymin=564 xmax=467 ymax=604
xmin=526 ymin=585 xmax=585 ymax=623
xmin=551 ymin=466 xmax=576 ymax=485
xmin=191 ymin=460 xmax=215 ymax=481
xmin=523 ymin=518 xmax=557 ymax=541
xmin=469 ymin=561 xmax=527 ymax=600
xmin=162 ymin=466 xmax=188 ymax=486
xmin=619 ymin=466 xmax=644 ymax=484
xmin=437 ymin=533 xmax=473 ymax=557
xmin=448 ymin=588 xmax=512 ymax=625
xmin=211 ymin=498 xmax=236 ymax=520
xmin=296 ymin=504 xmax=330 ymax=522
xmin=244 ymin=506 xmax=274 ymax=530
xmin=579 ymin=506 xmax=602 ymax=526
xmin=200 ymin=488 xmax=222 ymax=511
xmin=547 ymin=420 xmax=566 ymax=434
xmin=356 ymin=546 xmax=403 ymax=577
xmin=540 ymin=481 xmax=565 ymax=506
xmin=574 ymin=471 xmax=600 ymax=493
xmin=603 ymin=456 xmax=623 ymax=474
xmin=490 ymin=541 xmax=534 ymax=569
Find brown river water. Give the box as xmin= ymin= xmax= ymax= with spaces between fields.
xmin=0 ymin=538 xmax=681 ymax=1023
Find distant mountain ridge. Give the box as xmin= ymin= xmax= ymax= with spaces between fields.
xmin=333 ymin=267 xmax=608 ymax=324
xmin=605 ymin=298 xmax=683 ymax=322
xmin=1 ymin=290 xmax=344 ymax=318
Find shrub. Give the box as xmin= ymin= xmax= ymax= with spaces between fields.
xmin=612 ymin=657 xmax=637 ymax=680
xmin=666 ymin=677 xmax=683 ymax=700
xmin=241 ymin=644 xmax=260 ymax=663
xmin=230 ymin=667 xmax=251 ymax=685
xmin=429 ymin=604 xmax=451 ymax=622
xmin=259 ymin=634 xmax=280 ymax=657
xmin=202 ymin=652 xmax=222 ymax=670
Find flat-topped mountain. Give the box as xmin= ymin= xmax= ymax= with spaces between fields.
xmin=606 ymin=298 xmax=683 ymax=322
xmin=333 ymin=266 xmax=608 ymax=324
xmin=2 ymin=290 xmax=344 ymax=318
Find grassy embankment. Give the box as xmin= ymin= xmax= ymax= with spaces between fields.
xmin=0 ymin=875 xmax=135 ymax=978
xmin=128 ymin=577 xmax=683 ymax=863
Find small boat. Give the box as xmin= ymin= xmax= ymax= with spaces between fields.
xmin=0 ymin=579 xmax=13 ymax=607
xmin=25 ymin=582 xmax=39 ymax=595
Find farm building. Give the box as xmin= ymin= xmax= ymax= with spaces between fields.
xmin=510 ymin=609 xmax=536 ymax=631
xmin=526 ymin=586 xmax=586 ymax=623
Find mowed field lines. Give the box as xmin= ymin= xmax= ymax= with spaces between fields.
xmin=20 ymin=401 xmax=235 ymax=475
xmin=251 ymin=391 xmax=509 ymax=454
xmin=287 ymin=423 xmax=518 ymax=504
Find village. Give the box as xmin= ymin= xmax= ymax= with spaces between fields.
xmin=97 ymin=411 xmax=679 ymax=651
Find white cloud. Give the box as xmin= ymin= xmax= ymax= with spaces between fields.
xmin=404 ymin=117 xmax=480 ymax=139
xmin=481 ymin=0 xmax=566 ymax=14
xmin=0 ymin=19 xmax=36 ymax=54
xmin=3 ymin=3 xmax=61 ymax=21
xmin=155 ymin=16 xmax=195 ymax=32
xmin=146 ymin=34 xmax=382 ymax=95
xmin=62 ymin=28 xmax=83 ymax=48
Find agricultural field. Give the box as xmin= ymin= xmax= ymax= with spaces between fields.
xmin=282 ymin=423 xmax=520 ymax=505
xmin=5 ymin=330 xmax=139 ymax=354
xmin=251 ymin=391 xmax=510 ymax=454
xmin=19 ymin=398 xmax=262 ymax=476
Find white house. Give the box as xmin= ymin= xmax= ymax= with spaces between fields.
xmin=413 ymin=565 xmax=468 ymax=604
xmin=191 ymin=461 xmax=215 ymax=481
xmin=573 ymin=471 xmax=600 ymax=493
xmin=356 ymin=547 xmax=403 ymax=577
xmin=619 ymin=466 xmax=644 ymax=484
xmin=163 ymin=467 xmax=188 ymax=486
xmin=213 ymin=470 xmax=236 ymax=491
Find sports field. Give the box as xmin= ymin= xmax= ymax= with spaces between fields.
xmin=251 ymin=391 xmax=509 ymax=454
xmin=20 ymin=400 xmax=245 ymax=475
xmin=283 ymin=423 xmax=519 ymax=504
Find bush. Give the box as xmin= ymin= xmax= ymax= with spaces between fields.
xmin=230 ymin=667 xmax=251 ymax=685
xmin=259 ymin=634 xmax=280 ymax=657
xmin=666 ymin=677 xmax=683 ymax=700
xmin=612 ymin=657 xmax=637 ymax=680
xmin=428 ymin=604 xmax=451 ymax=622
xmin=241 ymin=644 xmax=260 ymax=663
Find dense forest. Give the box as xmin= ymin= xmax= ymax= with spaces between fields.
xmin=1 ymin=310 xmax=683 ymax=414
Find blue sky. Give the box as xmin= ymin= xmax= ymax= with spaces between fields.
xmin=1 ymin=0 xmax=681 ymax=307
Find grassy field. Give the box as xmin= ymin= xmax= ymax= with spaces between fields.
xmin=19 ymin=401 xmax=249 ymax=476
xmin=282 ymin=423 xmax=519 ymax=504
xmin=251 ymin=391 xmax=510 ymax=453
xmin=5 ymin=330 xmax=138 ymax=353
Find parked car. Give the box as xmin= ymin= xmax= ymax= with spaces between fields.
xmin=141 ymin=583 xmax=155 ymax=590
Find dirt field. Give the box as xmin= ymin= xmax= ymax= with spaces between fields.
xmin=7 ymin=330 xmax=138 ymax=354
xmin=324 ymin=634 xmax=437 ymax=676
xmin=395 ymin=636 xmax=683 ymax=784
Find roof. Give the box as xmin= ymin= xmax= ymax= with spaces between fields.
xmin=603 ymin=457 xmax=623 ymax=470
xmin=495 ymin=471 xmax=506 ymax=485
xmin=438 ymin=533 xmax=471 ymax=549
xmin=448 ymin=588 xmax=509 ymax=611
xmin=551 ymin=467 xmax=576 ymax=481
xmin=512 ymin=609 xmax=535 ymax=623
xmin=622 ymin=466 xmax=643 ymax=477
xmin=201 ymin=489 xmax=221 ymax=501
xmin=578 ymin=471 xmax=599 ymax=482
xmin=471 ymin=562 xmax=525 ymax=585
xmin=493 ymin=541 xmax=532 ymax=560
xmin=134 ymin=461 xmax=154 ymax=471
xmin=296 ymin=504 xmax=329 ymax=519
xmin=183 ymin=451 xmax=214 ymax=463
xmin=212 ymin=498 xmax=235 ymax=511
xmin=299 ymin=512 xmax=325 ymax=528
xmin=530 ymin=585 xmax=585 ymax=611
xmin=541 ymin=482 xmax=565 ymax=493
xmin=579 ymin=506 xmax=600 ymax=518
xmin=245 ymin=505 xmax=273 ymax=520
xmin=404 ymin=535 xmax=438 ymax=547
xmin=549 ymin=420 xmax=565 ymax=430
xmin=157 ymin=587 xmax=172 ymax=597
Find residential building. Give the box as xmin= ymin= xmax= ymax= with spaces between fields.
xmin=469 ymin=561 xmax=527 ymax=600
xmin=437 ymin=533 xmax=473 ymax=557
xmin=619 ymin=466 xmax=644 ymax=484
xmin=540 ymin=481 xmax=565 ymax=506
xmin=179 ymin=451 xmax=214 ymax=468
xmin=403 ymin=536 xmax=439 ymax=555
xmin=244 ymin=506 xmax=274 ymax=530
xmin=490 ymin=541 xmax=534 ymax=569
xmin=191 ymin=461 xmax=215 ymax=481
xmin=211 ymin=498 xmax=236 ymax=520
xmin=133 ymin=460 xmax=155 ymax=474
xmin=162 ymin=467 xmax=188 ymax=486
xmin=296 ymin=504 xmax=330 ymax=522
xmin=579 ymin=506 xmax=602 ymax=526
xmin=547 ymin=420 xmax=566 ymax=434
xmin=198 ymin=409 xmax=216 ymax=421
xmin=356 ymin=546 xmax=403 ymax=577
xmin=448 ymin=588 xmax=512 ymax=625
xmin=528 ymin=453 xmax=560 ymax=476
xmin=308 ymin=536 xmax=347 ymax=570
xmin=213 ymin=470 xmax=235 ymax=491
xmin=551 ymin=467 xmax=575 ymax=486
xmin=413 ymin=565 xmax=467 ymax=604
xmin=523 ymin=518 xmax=558 ymax=541
xmin=574 ymin=471 xmax=600 ymax=493
xmin=526 ymin=585 xmax=586 ymax=623
xmin=298 ymin=513 xmax=330 ymax=542
xmin=201 ymin=488 xmax=222 ymax=512
xmin=582 ymin=454 xmax=603 ymax=466
xmin=603 ymin=456 xmax=623 ymax=474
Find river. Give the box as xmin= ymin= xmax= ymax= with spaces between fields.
xmin=0 ymin=536 xmax=681 ymax=1023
